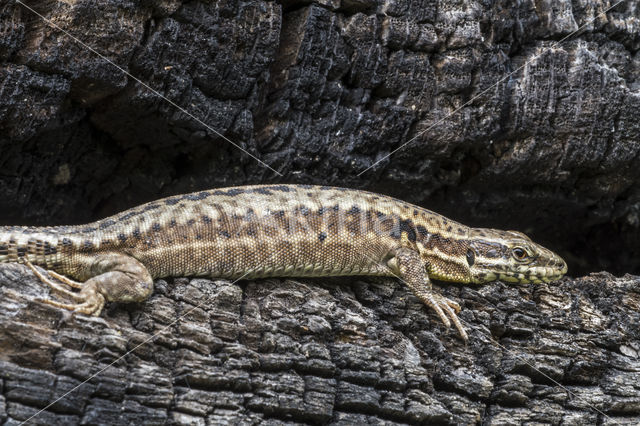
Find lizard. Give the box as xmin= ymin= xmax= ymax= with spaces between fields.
xmin=0 ymin=184 xmax=567 ymax=341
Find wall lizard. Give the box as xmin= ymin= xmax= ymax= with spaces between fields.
xmin=0 ymin=184 xmax=567 ymax=340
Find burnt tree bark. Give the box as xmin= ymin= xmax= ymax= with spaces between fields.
xmin=1 ymin=264 xmax=639 ymax=424
xmin=0 ymin=0 xmax=639 ymax=424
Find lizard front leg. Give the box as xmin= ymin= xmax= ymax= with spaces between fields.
xmin=29 ymin=253 xmax=154 ymax=316
xmin=389 ymin=247 xmax=468 ymax=341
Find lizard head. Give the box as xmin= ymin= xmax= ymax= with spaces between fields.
xmin=466 ymin=228 xmax=567 ymax=284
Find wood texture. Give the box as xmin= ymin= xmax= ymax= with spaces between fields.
xmin=0 ymin=264 xmax=638 ymax=424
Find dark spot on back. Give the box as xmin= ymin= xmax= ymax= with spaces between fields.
xmin=165 ymin=197 xmax=180 ymax=205
xmin=62 ymin=238 xmax=72 ymax=246
xmin=416 ymin=225 xmax=429 ymax=238
xmin=219 ymin=230 xmax=231 ymax=238
xmin=120 ymin=211 xmax=138 ymax=221
xmin=132 ymin=229 xmax=142 ymax=239
xmin=152 ymin=223 xmax=161 ymax=232
xmin=142 ymin=203 xmax=161 ymax=212
xmin=318 ymin=232 xmax=327 ymax=242
xmin=399 ymin=219 xmax=417 ymax=242
xmin=187 ymin=219 xmax=195 ymax=226
xmin=446 ymin=225 xmax=452 ymax=232
xmin=224 ymin=188 xmax=245 ymax=196
xmin=184 ymin=191 xmax=210 ymax=201
xmin=253 ymin=188 xmax=272 ymax=195
xmin=118 ymin=233 xmax=127 ymax=242
xmin=347 ymin=205 xmax=360 ymax=215
xmin=83 ymin=240 xmax=93 ymax=250
xmin=202 ymin=215 xmax=212 ymax=224
xmin=82 ymin=227 xmax=96 ymax=234
xmin=266 ymin=185 xmax=291 ymax=192
xmin=170 ymin=219 xmax=177 ymax=227
xmin=318 ymin=207 xmax=326 ymax=215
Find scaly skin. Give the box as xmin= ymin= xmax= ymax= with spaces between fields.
xmin=0 ymin=184 xmax=567 ymax=340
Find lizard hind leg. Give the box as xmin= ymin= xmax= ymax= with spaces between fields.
xmin=29 ymin=253 xmax=154 ymax=317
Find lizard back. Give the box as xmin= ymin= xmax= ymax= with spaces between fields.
xmin=0 ymin=184 xmax=471 ymax=282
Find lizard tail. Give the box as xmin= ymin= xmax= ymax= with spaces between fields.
xmin=0 ymin=226 xmax=63 ymax=269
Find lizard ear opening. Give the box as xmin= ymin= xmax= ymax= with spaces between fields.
xmin=466 ymin=249 xmax=475 ymax=266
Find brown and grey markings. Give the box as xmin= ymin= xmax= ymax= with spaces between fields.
xmin=0 ymin=184 xmax=567 ymax=342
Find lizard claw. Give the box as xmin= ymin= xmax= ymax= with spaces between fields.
xmin=440 ymin=296 xmax=468 ymax=342
xmin=25 ymin=261 xmax=85 ymax=301
xmin=25 ymin=261 xmax=105 ymax=315
xmin=38 ymin=295 xmax=105 ymax=316
xmin=424 ymin=293 xmax=468 ymax=342
xmin=445 ymin=298 xmax=461 ymax=314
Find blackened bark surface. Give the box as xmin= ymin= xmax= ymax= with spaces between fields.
xmin=0 ymin=265 xmax=639 ymax=424
xmin=1 ymin=0 xmax=639 ymax=424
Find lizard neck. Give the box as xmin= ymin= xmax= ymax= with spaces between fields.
xmin=411 ymin=218 xmax=473 ymax=284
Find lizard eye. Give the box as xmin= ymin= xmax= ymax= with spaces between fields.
xmin=512 ymin=247 xmax=528 ymax=261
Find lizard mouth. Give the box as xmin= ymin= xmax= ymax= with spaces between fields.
xmin=498 ymin=261 xmax=568 ymax=284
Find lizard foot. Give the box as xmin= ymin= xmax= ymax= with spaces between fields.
xmin=422 ymin=293 xmax=468 ymax=342
xmin=26 ymin=254 xmax=154 ymax=317
xmin=37 ymin=295 xmax=106 ymax=316
xmin=25 ymin=261 xmax=84 ymax=300
xmin=25 ymin=261 xmax=105 ymax=315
